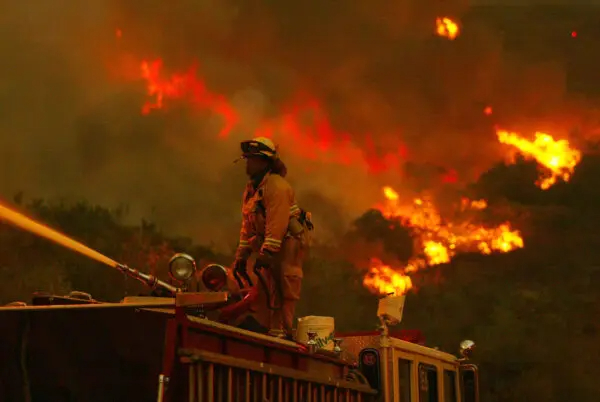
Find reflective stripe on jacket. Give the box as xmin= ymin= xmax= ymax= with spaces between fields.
xmin=236 ymin=173 xmax=301 ymax=258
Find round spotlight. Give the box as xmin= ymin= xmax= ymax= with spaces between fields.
xmin=168 ymin=253 xmax=197 ymax=283
xmin=201 ymin=264 xmax=228 ymax=291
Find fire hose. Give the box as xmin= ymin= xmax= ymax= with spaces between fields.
xmin=234 ymin=261 xmax=282 ymax=310
xmin=253 ymin=264 xmax=283 ymax=311
xmin=221 ymin=261 xmax=282 ymax=322
xmin=233 ymin=266 xmax=253 ymax=289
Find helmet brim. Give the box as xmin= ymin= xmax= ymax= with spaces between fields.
xmin=240 ymin=140 xmax=276 ymax=158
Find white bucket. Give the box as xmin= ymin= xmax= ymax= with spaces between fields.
xmin=377 ymin=294 xmax=406 ymax=324
xmin=296 ymin=316 xmax=335 ymax=351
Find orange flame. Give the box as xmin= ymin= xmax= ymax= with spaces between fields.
xmin=461 ymin=198 xmax=487 ymax=210
xmin=496 ymin=129 xmax=582 ymax=190
xmin=436 ymin=17 xmax=459 ymax=40
xmin=363 ymin=187 xmax=524 ymax=296
xmin=363 ymin=258 xmax=413 ymax=296
xmin=382 ymin=186 xmax=400 ymax=201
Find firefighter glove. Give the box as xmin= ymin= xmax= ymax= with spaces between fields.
xmin=254 ymin=250 xmax=275 ymax=270
xmin=233 ymin=257 xmax=254 ymax=288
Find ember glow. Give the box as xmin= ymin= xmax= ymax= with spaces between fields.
xmin=140 ymin=59 xmax=238 ymax=138
xmin=139 ymin=59 xmax=408 ymax=173
xmin=497 ymin=129 xmax=582 ymax=190
xmin=436 ymin=17 xmax=459 ymax=40
xmin=462 ymin=198 xmax=487 ymax=211
xmin=363 ymin=187 xmax=524 ymax=296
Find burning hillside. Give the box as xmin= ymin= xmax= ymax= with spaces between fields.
xmin=362 ymin=124 xmax=583 ymax=296
xmin=3 ymin=0 xmax=600 ymax=251
xmin=135 ymin=14 xmax=586 ymax=298
xmin=362 ymin=187 xmax=524 ymax=296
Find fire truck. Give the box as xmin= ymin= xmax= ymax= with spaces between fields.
xmin=0 ymin=251 xmax=480 ymax=402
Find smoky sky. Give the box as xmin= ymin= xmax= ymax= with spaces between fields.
xmin=0 ymin=0 xmax=596 ymax=249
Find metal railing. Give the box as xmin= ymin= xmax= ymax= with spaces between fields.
xmin=180 ymin=349 xmax=377 ymax=402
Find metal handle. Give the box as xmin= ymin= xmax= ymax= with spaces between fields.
xmin=333 ymin=338 xmax=343 ymax=354
xmin=307 ymin=331 xmax=318 ymax=354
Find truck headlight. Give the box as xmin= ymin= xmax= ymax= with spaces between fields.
xmin=168 ymin=253 xmax=197 ymax=283
xmin=459 ymin=339 xmax=476 ymax=358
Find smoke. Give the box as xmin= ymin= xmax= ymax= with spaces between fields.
xmin=0 ymin=0 xmax=593 ymax=249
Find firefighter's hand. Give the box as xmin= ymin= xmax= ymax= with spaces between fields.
xmin=254 ymin=250 xmax=275 ymax=270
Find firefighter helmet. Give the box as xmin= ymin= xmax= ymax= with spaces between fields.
xmin=240 ymin=137 xmax=278 ymax=159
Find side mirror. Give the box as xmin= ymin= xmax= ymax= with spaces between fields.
xmin=460 ymin=364 xmax=479 ymax=402
xmin=459 ymin=339 xmax=475 ymax=359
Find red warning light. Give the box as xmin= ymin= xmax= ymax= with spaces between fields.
xmin=362 ymin=352 xmax=377 ymax=366
xmin=571 ymin=31 xmax=577 ymax=38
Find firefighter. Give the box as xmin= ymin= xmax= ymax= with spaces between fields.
xmin=231 ymin=137 xmax=312 ymax=339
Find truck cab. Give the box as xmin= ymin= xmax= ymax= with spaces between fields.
xmin=336 ymin=294 xmax=480 ymax=402
xmin=337 ymin=332 xmax=479 ymax=402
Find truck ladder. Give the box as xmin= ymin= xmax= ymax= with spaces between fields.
xmin=180 ymin=349 xmax=377 ymax=402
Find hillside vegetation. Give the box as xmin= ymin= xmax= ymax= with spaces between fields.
xmin=2 ymin=156 xmax=600 ymax=401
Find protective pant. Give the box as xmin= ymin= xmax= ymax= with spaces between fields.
xmin=268 ymin=235 xmax=305 ymax=336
